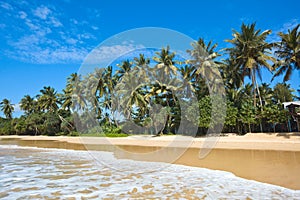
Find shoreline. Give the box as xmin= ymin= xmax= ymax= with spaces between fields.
xmin=1 ymin=133 xmax=300 ymax=190
xmin=1 ymin=132 xmax=300 ymax=151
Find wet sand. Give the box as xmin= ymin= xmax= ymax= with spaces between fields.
xmin=1 ymin=133 xmax=300 ymax=190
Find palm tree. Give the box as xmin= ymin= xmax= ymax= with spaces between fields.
xmin=187 ymin=38 xmax=222 ymax=94
xmin=225 ymin=23 xmax=275 ymax=107
xmin=133 ymin=54 xmax=151 ymax=79
xmin=20 ymin=95 xmax=35 ymax=115
xmin=61 ymin=73 xmax=79 ymax=111
xmin=178 ymin=65 xmax=196 ymax=97
xmin=220 ymin=58 xmax=244 ymax=91
xmin=273 ymin=83 xmax=295 ymax=103
xmin=258 ymin=83 xmax=273 ymax=106
xmin=153 ymin=46 xmax=178 ymax=77
xmin=272 ymin=24 xmax=300 ymax=81
xmin=37 ymin=86 xmax=60 ymax=112
xmin=116 ymin=60 xmax=132 ymax=80
xmin=0 ymin=99 xmax=14 ymax=119
xmin=115 ymin=71 xmax=148 ymax=120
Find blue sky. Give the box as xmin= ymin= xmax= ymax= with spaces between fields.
xmin=0 ymin=0 xmax=299 ymax=117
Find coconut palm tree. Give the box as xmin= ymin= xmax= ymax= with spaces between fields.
xmin=20 ymin=95 xmax=35 ymax=115
xmin=225 ymin=23 xmax=275 ymax=107
xmin=61 ymin=73 xmax=79 ymax=111
xmin=187 ymin=38 xmax=222 ymax=94
xmin=116 ymin=60 xmax=132 ymax=80
xmin=220 ymin=58 xmax=244 ymax=91
xmin=133 ymin=54 xmax=151 ymax=79
xmin=273 ymin=83 xmax=295 ymax=103
xmin=0 ymin=99 xmax=14 ymax=119
xmin=272 ymin=24 xmax=300 ymax=81
xmin=37 ymin=86 xmax=60 ymax=113
xmin=153 ymin=46 xmax=178 ymax=77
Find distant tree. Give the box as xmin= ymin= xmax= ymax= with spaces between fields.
xmin=0 ymin=99 xmax=14 ymax=119
xmin=264 ymin=104 xmax=288 ymax=132
xmin=20 ymin=95 xmax=35 ymax=115
xmin=239 ymin=99 xmax=256 ymax=133
xmin=38 ymin=86 xmax=61 ymax=113
xmin=273 ymin=83 xmax=295 ymax=103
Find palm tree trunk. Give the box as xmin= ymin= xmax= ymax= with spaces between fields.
xmin=255 ymin=77 xmax=264 ymax=132
xmin=251 ymin=69 xmax=256 ymax=107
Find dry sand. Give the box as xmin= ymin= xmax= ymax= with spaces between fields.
xmin=1 ymin=133 xmax=300 ymax=190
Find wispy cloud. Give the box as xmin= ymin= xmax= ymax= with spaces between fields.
xmin=33 ymin=6 xmax=51 ymax=20
xmin=268 ymin=19 xmax=299 ymax=43
xmin=0 ymin=1 xmax=101 ymax=64
xmin=85 ymin=43 xmax=145 ymax=65
xmin=0 ymin=2 xmax=13 ymax=10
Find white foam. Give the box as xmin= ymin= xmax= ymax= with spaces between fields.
xmin=0 ymin=145 xmax=300 ymax=199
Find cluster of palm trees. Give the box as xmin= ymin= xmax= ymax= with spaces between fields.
xmin=0 ymin=22 xmax=299 ymax=136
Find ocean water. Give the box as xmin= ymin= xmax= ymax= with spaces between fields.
xmin=0 ymin=145 xmax=300 ymax=200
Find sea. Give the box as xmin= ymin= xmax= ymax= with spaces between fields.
xmin=0 ymin=144 xmax=300 ymax=199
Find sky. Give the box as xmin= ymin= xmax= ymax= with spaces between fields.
xmin=0 ymin=0 xmax=299 ymax=117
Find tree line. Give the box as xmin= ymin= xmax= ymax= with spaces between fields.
xmin=1 ymin=23 xmax=299 ymax=136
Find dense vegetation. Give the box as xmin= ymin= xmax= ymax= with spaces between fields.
xmin=1 ymin=23 xmax=300 ymax=136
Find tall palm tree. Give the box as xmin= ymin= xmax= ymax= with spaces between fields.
xmin=272 ymin=24 xmax=300 ymax=81
xmin=61 ymin=73 xmax=79 ymax=111
xmin=178 ymin=65 xmax=196 ymax=97
xmin=133 ymin=54 xmax=151 ymax=79
xmin=187 ymin=38 xmax=222 ymax=94
xmin=116 ymin=60 xmax=132 ymax=80
xmin=153 ymin=46 xmax=178 ymax=77
xmin=225 ymin=23 xmax=275 ymax=107
xmin=258 ymin=83 xmax=273 ymax=106
xmin=220 ymin=58 xmax=244 ymax=91
xmin=115 ymin=71 xmax=148 ymax=119
xmin=0 ymin=99 xmax=14 ymax=119
xmin=38 ymin=86 xmax=60 ymax=113
xmin=20 ymin=95 xmax=35 ymax=115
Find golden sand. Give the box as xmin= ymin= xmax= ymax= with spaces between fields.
xmin=1 ymin=133 xmax=300 ymax=189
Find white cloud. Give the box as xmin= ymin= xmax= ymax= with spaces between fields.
xmin=91 ymin=26 xmax=99 ymax=30
xmin=280 ymin=19 xmax=299 ymax=33
xmin=0 ymin=2 xmax=13 ymax=10
xmin=19 ymin=11 xmax=27 ymax=19
xmin=84 ymin=43 xmax=145 ymax=65
xmin=268 ymin=19 xmax=299 ymax=43
xmin=66 ymin=38 xmax=78 ymax=44
xmin=33 ymin=6 xmax=51 ymax=20
xmin=49 ymin=16 xmax=63 ymax=27
xmin=2 ymin=1 xmax=100 ymax=64
xmin=13 ymin=104 xmax=21 ymax=112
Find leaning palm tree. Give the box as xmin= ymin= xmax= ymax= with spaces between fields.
xmin=272 ymin=24 xmax=300 ymax=81
xmin=0 ymin=99 xmax=14 ymax=119
xmin=225 ymin=23 xmax=275 ymax=107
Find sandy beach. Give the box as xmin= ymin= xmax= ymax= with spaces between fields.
xmin=1 ymin=133 xmax=300 ymax=190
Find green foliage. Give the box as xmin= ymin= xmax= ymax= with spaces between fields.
xmin=264 ymin=104 xmax=288 ymax=132
xmin=1 ymin=23 xmax=299 ymax=136
xmin=239 ymin=99 xmax=257 ymax=133
xmin=0 ymin=118 xmax=14 ymax=135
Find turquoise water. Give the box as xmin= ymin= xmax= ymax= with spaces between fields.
xmin=0 ymin=145 xmax=300 ymax=199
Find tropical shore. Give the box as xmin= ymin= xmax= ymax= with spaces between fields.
xmin=1 ymin=133 xmax=300 ymax=190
